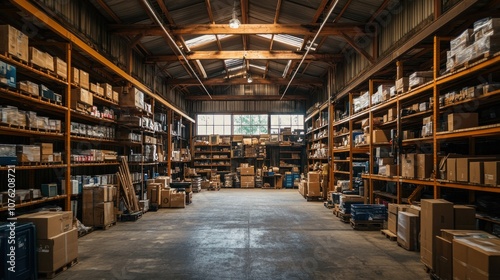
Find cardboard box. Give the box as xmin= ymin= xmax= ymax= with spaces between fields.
xmin=0 ymin=61 xmax=16 ymax=88
xmin=71 ymin=67 xmax=79 ymax=85
xmin=420 ymin=199 xmax=454 ymax=270
xmin=388 ymin=204 xmax=411 ymax=234
xmin=147 ymin=183 xmax=162 ymax=205
xmin=17 ymin=145 xmax=41 ymax=163
xmin=40 ymin=143 xmax=53 ymax=155
xmin=112 ymin=90 xmax=119 ymax=102
xmin=170 ymin=191 xmax=186 ymax=208
xmin=308 ymin=172 xmax=321 ymax=183
xmin=470 ymin=161 xmax=484 ymax=184
xmin=397 ymin=211 xmax=419 ymax=251
xmin=79 ymin=70 xmax=89 ymax=89
xmin=161 ymin=189 xmax=172 ymax=208
xmin=401 ymin=154 xmax=417 ymax=178
xmin=448 ymin=113 xmax=478 ymax=131
xmin=71 ymin=88 xmax=93 ymax=106
xmin=417 ymin=154 xmax=433 ymax=179
xmin=37 ymin=228 xmax=78 ymax=273
xmin=17 ymin=211 xmax=73 ymax=239
xmin=240 ymin=166 xmax=255 ymax=175
xmin=453 ymin=237 xmax=500 ymax=280
xmin=387 ymin=108 xmax=397 ymax=121
xmin=454 ymin=205 xmax=476 ymax=230
xmin=93 ymin=202 xmax=115 ymax=227
xmin=41 ymin=154 xmax=53 ymax=162
xmin=395 ymin=77 xmax=409 ymax=92
xmin=29 ymin=47 xmax=47 ymax=69
xmin=116 ymin=86 xmax=144 ymax=109
xmin=376 ymin=147 xmax=391 ymax=158
xmin=484 ymin=161 xmax=500 ymax=186
xmin=380 ymin=164 xmax=397 ymax=176
xmin=100 ymin=83 xmax=112 ymax=99
xmin=308 ymin=182 xmax=321 ymax=197
xmin=436 ymin=236 xmax=453 ymax=280
xmin=447 ymin=158 xmax=457 ymax=181
xmin=155 ymin=176 xmax=170 ymax=189
xmin=0 ymin=25 xmax=29 ymax=62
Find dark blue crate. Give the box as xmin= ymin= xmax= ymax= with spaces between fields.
xmin=0 ymin=222 xmax=37 ymax=280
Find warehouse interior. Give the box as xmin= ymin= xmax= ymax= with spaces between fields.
xmin=2 ymin=0 xmax=500 ymax=279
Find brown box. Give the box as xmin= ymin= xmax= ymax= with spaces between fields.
xmin=170 ymin=191 xmax=186 ymax=208
xmin=41 ymin=154 xmax=53 ymax=162
xmin=71 ymin=88 xmax=93 ymax=106
xmin=453 ymin=205 xmax=476 ymax=230
xmin=484 ymin=161 xmax=500 ymax=186
xmin=307 ymin=172 xmax=321 ymax=183
xmin=308 ymin=182 xmax=321 ymax=197
xmin=17 ymin=211 xmax=73 ymax=239
xmin=112 ymin=90 xmax=119 ymax=102
xmin=90 ymin=83 xmax=98 ymax=94
xmin=470 ymin=161 xmax=484 ymax=184
xmin=241 ymin=175 xmax=255 ymax=188
xmin=44 ymin=52 xmax=54 ymax=72
xmin=40 ymin=143 xmax=53 ymax=155
xmin=17 ymin=145 xmax=41 ymax=163
xmin=417 ymin=154 xmax=433 ymax=179
xmin=396 ymin=77 xmax=409 ymax=92
xmin=401 ymin=154 xmax=417 ymax=178
xmin=155 ymin=176 xmax=170 ymax=189
xmin=372 ymin=129 xmax=389 ymax=143
xmin=71 ymin=67 xmax=79 ymax=85
xmin=447 ymin=158 xmax=457 ymax=181
xmin=453 ymin=237 xmax=500 ymax=280
xmin=100 ymin=83 xmax=112 ymax=99
xmin=147 ymin=183 xmax=162 ymax=205
xmin=160 ymin=189 xmax=172 ymax=208
xmin=0 ymin=25 xmax=29 ymax=62
xmin=397 ymin=211 xmax=419 ymax=251
xmin=420 ymin=199 xmax=454 ymax=270
xmin=37 ymin=228 xmax=78 ymax=273
xmin=388 ymin=204 xmax=411 ymax=234
xmin=53 ymin=57 xmax=67 ymax=80
xmin=29 ymin=47 xmax=46 ymax=69
xmin=115 ymin=86 xmax=144 ymax=109
xmin=79 ymin=70 xmax=89 ymax=90
xmin=436 ymin=236 xmax=453 ymax=280
xmin=240 ymin=166 xmax=255 ymax=175
xmin=93 ymin=202 xmax=115 ymax=227
xmin=448 ymin=113 xmax=478 ymax=131
xmin=387 ymin=108 xmax=397 ymax=121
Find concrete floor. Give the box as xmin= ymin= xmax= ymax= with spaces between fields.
xmin=57 ymin=189 xmax=429 ymax=280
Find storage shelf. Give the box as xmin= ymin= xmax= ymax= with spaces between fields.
xmin=71 ymin=110 xmax=117 ymax=124
xmin=333 ymin=159 xmax=349 ymax=163
xmin=0 ymin=125 xmax=64 ymax=138
xmin=370 ymin=97 xmax=398 ymax=113
xmin=71 ymin=161 xmax=119 ymax=167
xmin=399 ymin=83 xmax=434 ymax=102
xmin=0 ymin=195 xmax=67 ymax=212
xmin=439 ymin=89 xmax=500 ymax=111
xmin=334 ymin=170 xmax=350 ymax=175
xmin=437 ymin=180 xmax=500 ymax=193
xmin=0 ymin=87 xmax=67 ymax=114
xmin=402 ymin=137 xmax=434 ymax=144
xmin=0 ymin=53 xmax=68 ymax=85
xmin=436 ymin=123 xmax=500 ymax=139
xmin=71 ymin=135 xmax=117 ymax=143
xmin=436 ymin=52 xmax=500 ymax=86
xmin=401 ymin=109 xmax=433 ymax=121
xmin=334 ymin=131 xmax=350 ymax=138
xmin=92 ymin=94 xmax=119 ymax=107
xmin=0 ymin=163 xmax=67 ymax=170
xmin=372 ymin=191 xmax=398 ymax=200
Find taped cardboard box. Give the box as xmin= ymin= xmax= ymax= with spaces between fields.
xmin=92 ymin=202 xmax=115 ymax=227
xmin=71 ymin=67 xmax=79 ymax=85
xmin=17 ymin=211 xmax=73 ymax=239
xmin=484 ymin=161 xmax=500 ymax=186
xmin=29 ymin=47 xmax=47 ymax=69
xmin=16 ymin=145 xmax=41 ymax=163
xmin=397 ymin=211 xmax=419 ymax=251
xmin=447 ymin=113 xmax=478 ymax=131
xmin=79 ymin=70 xmax=89 ymax=89
xmin=161 ymin=189 xmax=172 ymax=208
xmin=240 ymin=166 xmax=255 ymax=175
xmin=170 ymin=191 xmax=186 ymax=208
xmin=453 ymin=237 xmax=500 ymax=280
xmin=388 ymin=204 xmax=411 ymax=234
xmin=147 ymin=183 xmax=162 ymax=205
xmin=37 ymin=227 xmax=78 ymax=273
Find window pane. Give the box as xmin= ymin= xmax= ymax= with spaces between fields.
xmin=214 ymin=116 xmax=224 ymax=125
xmin=206 ymin=115 xmax=213 ymax=125
xmin=206 ymin=126 xmax=213 ymax=135
xmin=213 ymin=126 xmax=224 ymax=134
xmin=198 ymin=115 xmax=207 ymax=125
xmin=224 ymin=115 xmax=231 ymax=124
xmin=271 ymin=115 xmax=279 ymax=126
xmin=198 ymin=126 xmax=207 ymax=135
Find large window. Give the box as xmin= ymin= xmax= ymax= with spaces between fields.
xmin=197 ymin=114 xmax=232 ymax=135
xmin=233 ymin=114 xmax=268 ymax=135
xmin=270 ymin=115 xmax=304 ymax=134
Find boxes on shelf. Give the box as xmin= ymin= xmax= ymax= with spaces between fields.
xmin=71 ymin=67 xmax=79 ymax=85
xmin=29 ymin=47 xmax=47 ymax=69
xmin=484 ymin=161 xmax=500 ymax=186
xmin=16 ymin=145 xmax=41 ymax=163
xmin=401 ymin=153 xmax=417 ymax=178
xmin=71 ymin=87 xmax=93 ymax=106
xmin=0 ymin=60 xmax=16 ymax=88
xmin=0 ymin=144 xmax=17 ymax=165
xmin=378 ymin=164 xmax=397 ymax=176
xmin=447 ymin=113 xmax=478 ymax=131
xmin=0 ymin=24 xmax=29 ymax=62
xmin=417 ymin=154 xmax=433 ymax=179
xmin=79 ymin=70 xmax=89 ymax=89
xmin=115 ymin=86 xmax=144 ymax=109
xmin=395 ymin=77 xmax=409 ymax=93
xmin=53 ymin=57 xmax=67 ymax=79
xmin=409 ymin=71 xmax=433 ymax=89
xmin=100 ymin=83 xmax=112 ymax=99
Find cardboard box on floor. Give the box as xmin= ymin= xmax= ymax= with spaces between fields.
xmin=388 ymin=204 xmax=411 ymax=234
xmin=170 ymin=191 xmax=186 ymax=208
xmin=147 ymin=183 xmax=162 ymax=205
xmin=37 ymin=227 xmax=78 ymax=273
xmin=161 ymin=189 xmax=172 ymax=208
xmin=453 ymin=237 xmax=500 ymax=280
xmin=420 ymin=199 xmax=454 ymax=271
xmin=307 ymin=172 xmax=321 ymax=183
xmin=436 ymin=229 xmax=498 ymax=280
xmin=308 ymin=182 xmax=321 ymax=197
xmin=397 ymin=211 xmax=419 ymax=251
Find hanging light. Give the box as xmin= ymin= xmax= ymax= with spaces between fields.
xmin=229 ymin=1 xmax=240 ymax=29
xmin=247 ymin=74 xmax=253 ymax=83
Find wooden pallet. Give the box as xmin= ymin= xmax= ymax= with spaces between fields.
xmin=94 ymin=221 xmax=116 ymax=230
xmin=350 ymin=219 xmax=384 ymax=230
xmin=381 ymin=229 xmax=397 ymax=241
xmin=39 ymin=258 xmax=78 ymax=279
xmin=336 ymin=211 xmax=351 ymax=223
xmin=120 ymin=211 xmax=142 ymax=221
xmin=306 ymin=196 xmax=322 ymax=202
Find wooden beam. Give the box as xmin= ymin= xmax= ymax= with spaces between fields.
xmin=185 ymin=94 xmax=308 ymax=101
xmin=340 ymin=32 xmax=375 ymax=63
xmin=146 ymin=51 xmax=344 ymax=62
xmin=109 ymin=23 xmax=363 ymax=36
xmin=169 ymin=77 xmax=323 ymax=86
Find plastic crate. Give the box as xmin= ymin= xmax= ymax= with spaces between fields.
xmin=0 ymin=222 xmax=37 ymax=280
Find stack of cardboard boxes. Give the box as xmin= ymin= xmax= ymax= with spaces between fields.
xmin=82 ymin=185 xmax=117 ymax=227
xmin=445 ymin=156 xmax=500 ymax=187
xmin=307 ymin=171 xmax=321 ymax=198
xmin=240 ymin=165 xmax=255 ymax=188
xmin=18 ymin=211 xmax=77 ymax=274
xmin=147 ymin=176 xmax=186 ymax=209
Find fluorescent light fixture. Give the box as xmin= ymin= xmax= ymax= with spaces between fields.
xmin=229 ymin=2 xmax=240 ymax=29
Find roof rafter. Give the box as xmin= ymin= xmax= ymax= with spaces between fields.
xmin=184 ymin=94 xmax=308 ymax=101
xmin=145 ymin=51 xmax=344 ymax=62
xmin=168 ymin=77 xmax=322 ymax=86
